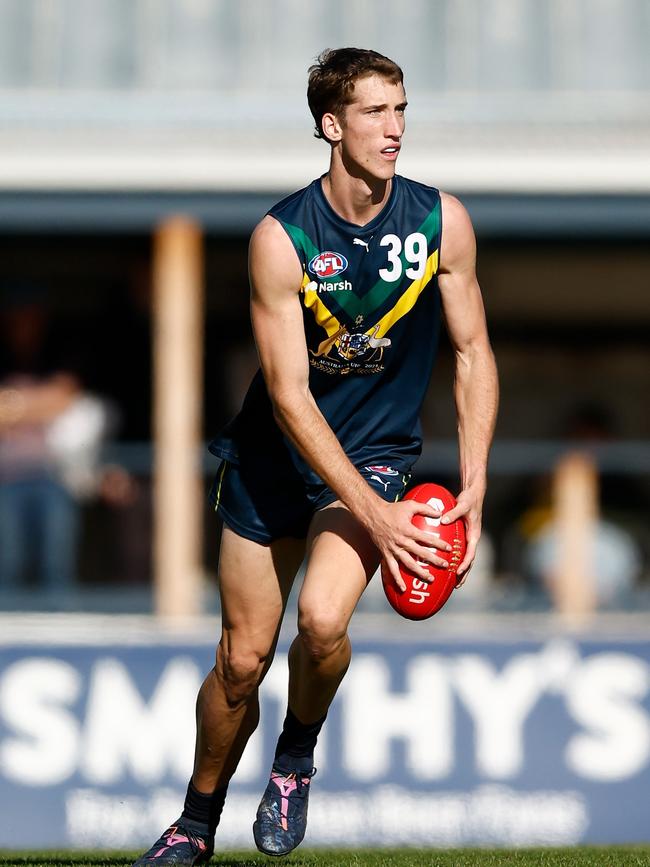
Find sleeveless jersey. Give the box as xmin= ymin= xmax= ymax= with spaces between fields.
xmin=209 ymin=175 xmax=443 ymax=483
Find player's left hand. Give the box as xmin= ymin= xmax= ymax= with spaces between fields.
xmin=440 ymin=480 xmax=485 ymax=585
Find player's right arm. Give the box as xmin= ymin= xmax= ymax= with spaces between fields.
xmin=249 ymin=215 xmax=451 ymax=588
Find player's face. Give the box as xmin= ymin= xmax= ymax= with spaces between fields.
xmin=335 ymin=75 xmax=407 ymax=181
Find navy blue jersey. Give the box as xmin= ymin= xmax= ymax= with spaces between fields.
xmin=210 ymin=175 xmax=443 ymax=482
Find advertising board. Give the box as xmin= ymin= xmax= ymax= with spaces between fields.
xmin=1 ymin=633 xmax=648 ymax=848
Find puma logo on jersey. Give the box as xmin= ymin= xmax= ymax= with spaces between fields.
xmin=370 ymin=474 xmax=390 ymax=492
xmin=353 ymin=238 xmax=370 ymax=252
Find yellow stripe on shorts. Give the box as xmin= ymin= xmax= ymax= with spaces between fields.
xmin=213 ymin=461 xmax=228 ymax=511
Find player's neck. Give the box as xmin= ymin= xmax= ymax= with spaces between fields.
xmin=321 ymin=164 xmax=392 ymax=227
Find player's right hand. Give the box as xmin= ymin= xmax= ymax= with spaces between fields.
xmin=363 ymin=497 xmax=453 ymax=591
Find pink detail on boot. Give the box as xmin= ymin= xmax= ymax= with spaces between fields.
xmin=271 ymin=772 xmax=301 ymax=832
xmin=151 ymin=827 xmax=206 ymax=857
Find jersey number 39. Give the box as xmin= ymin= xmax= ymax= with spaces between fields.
xmin=379 ymin=232 xmax=427 ymax=282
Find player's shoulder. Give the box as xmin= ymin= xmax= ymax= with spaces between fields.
xmin=397 ymin=174 xmax=441 ymax=203
xmin=249 ymin=214 xmax=304 ymax=289
xmin=438 ymin=191 xmax=476 ymax=269
xmin=266 ymin=179 xmax=319 ymax=222
xmin=440 ymin=190 xmax=472 ymax=226
xmin=397 ymin=178 xmax=469 ymax=225
xmin=251 ymin=213 xmax=286 ymax=244
xmin=253 ymin=180 xmax=319 ymax=253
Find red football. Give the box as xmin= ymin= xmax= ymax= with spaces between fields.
xmin=381 ymin=483 xmax=466 ymax=620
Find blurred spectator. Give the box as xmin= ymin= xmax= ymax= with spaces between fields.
xmin=525 ymin=517 xmax=641 ymax=608
xmin=507 ymin=403 xmax=646 ymax=609
xmin=0 ymin=284 xmax=110 ymax=595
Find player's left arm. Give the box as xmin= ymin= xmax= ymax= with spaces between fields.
xmin=437 ymin=192 xmax=499 ymax=582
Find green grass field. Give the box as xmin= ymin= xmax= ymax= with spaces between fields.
xmin=1 ymin=849 xmax=649 ymax=867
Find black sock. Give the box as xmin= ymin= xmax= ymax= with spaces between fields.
xmin=274 ymin=707 xmax=326 ymax=771
xmin=181 ymin=780 xmax=228 ymax=836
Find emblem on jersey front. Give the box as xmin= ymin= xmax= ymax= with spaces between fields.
xmin=337 ymin=326 xmax=391 ymax=361
xmin=308 ymin=251 xmax=348 ymax=278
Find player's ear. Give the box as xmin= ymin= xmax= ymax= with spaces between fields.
xmin=321 ymin=112 xmax=342 ymax=143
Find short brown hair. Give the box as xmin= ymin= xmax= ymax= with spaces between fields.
xmin=307 ymin=48 xmax=404 ymax=142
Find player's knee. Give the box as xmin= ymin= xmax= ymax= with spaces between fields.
xmin=219 ymin=645 xmax=267 ymax=706
xmin=298 ymin=610 xmax=348 ymax=661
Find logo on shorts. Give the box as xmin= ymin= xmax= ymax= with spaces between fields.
xmin=308 ymin=251 xmax=348 ymax=278
xmin=365 ymin=465 xmax=399 ymax=476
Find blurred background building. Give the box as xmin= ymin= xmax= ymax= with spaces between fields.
xmin=1 ymin=0 xmax=649 ymax=613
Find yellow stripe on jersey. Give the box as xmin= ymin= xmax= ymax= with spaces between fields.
xmin=369 ymin=249 xmax=439 ymax=340
xmin=302 ymin=273 xmax=345 ymax=356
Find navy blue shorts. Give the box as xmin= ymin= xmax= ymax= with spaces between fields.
xmin=209 ymin=457 xmax=411 ymax=544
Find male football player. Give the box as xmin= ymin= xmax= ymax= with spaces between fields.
xmin=134 ymin=47 xmax=498 ymax=865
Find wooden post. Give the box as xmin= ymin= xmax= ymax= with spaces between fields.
xmin=549 ymin=451 xmax=599 ymax=625
xmin=152 ymin=216 xmax=204 ymax=617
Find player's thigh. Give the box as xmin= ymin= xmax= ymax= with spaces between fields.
xmin=297 ymin=502 xmax=379 ymax=642
xmin=218 ymin=525 xmax=305 ymax=662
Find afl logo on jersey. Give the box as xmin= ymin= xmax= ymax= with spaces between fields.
xmin=308 ymin=251 xmax=348 ymax=278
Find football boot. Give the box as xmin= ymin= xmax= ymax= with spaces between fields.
xmin=131 ymin=817 xmax=213 ymax=865
xmin=253 ymin=764 xmax=316 ymax=856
